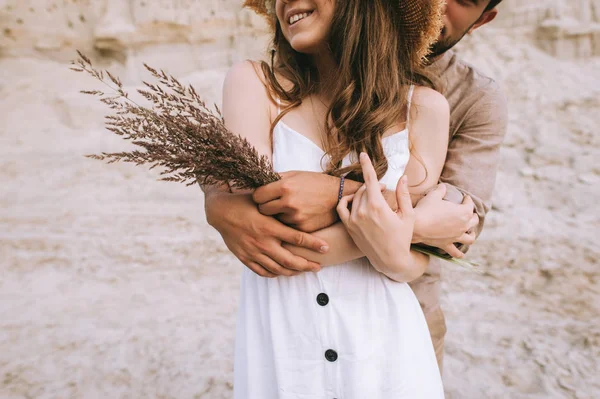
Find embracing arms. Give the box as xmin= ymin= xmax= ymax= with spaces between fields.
xmin=280 ymin=87 xmax=450 ymax=281
xmin=203 ymin=61 xmax=330 ymax=278
xmin=205 ymin=61 xmax=508 ymax=279
xmin=254 ymin=85 xmax=509 ymax=259
xmin=435 ymin=84 xmax=509 ymax=250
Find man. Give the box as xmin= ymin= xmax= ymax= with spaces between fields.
xmin=204 ymin=0 xmax=508 ymax=371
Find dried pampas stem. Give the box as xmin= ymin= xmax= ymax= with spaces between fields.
xmin=71 ymin=50 xmax=280 ymax=190
xmin=72 ymin=50 xmax=480 ymax=272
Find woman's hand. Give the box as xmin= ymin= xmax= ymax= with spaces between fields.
xmin=253 ymin=171 xmax=341 ymax=233
xmin=412 ymin=183 xmax=479 ymax=258
xmin=336 ymin=153 xmax=416 ymax=277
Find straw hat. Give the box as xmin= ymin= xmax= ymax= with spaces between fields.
xmin=243 ymin=0 xmax=445 ymax=66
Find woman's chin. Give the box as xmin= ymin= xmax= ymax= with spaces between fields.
xmin=289 ymin=37 xmax=322 ymax=55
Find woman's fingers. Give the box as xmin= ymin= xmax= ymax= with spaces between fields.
xmin=461 ymin=194 xmax=475 ymax=212
xmin=467 ymin=213 xmax=480 ymax=232
xmin=359 ymin=152 xmax=382 ymax=200
xmin=353 ymin=185 xmax=368 ymax=215
xmin=395 ymin=175 xmax=414 ymax=218
xmin=457 ymin=230 xmax=476 ymax=246
xmin=443 ymin=244 xmax=465 ymax=259
xmin=337 ymin=194 xmax=355 ymax=225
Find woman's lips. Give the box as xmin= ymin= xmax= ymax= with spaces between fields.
xmin=287 ymin=10 xmax=314 ymax=26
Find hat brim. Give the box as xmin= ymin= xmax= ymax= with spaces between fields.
xmin=244 ymin=0 xmax=444 ymax=65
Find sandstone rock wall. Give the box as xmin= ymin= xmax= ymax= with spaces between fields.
xmin=1 ymin=2 xmax=599 ymax=399
xmin=496 ymin=0 xmax=600 ymax=58
xmin=3 ymin=0 xmax=600 ymax=69
xmin=0 ymin=0 xmax=271 ymax=78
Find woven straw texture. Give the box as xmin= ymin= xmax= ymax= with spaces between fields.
xmin=243 ymin=0 xmax=445 ymax=65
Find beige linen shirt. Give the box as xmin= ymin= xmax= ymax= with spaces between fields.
xmin=409 ymin=49 xmax=509 ymax=317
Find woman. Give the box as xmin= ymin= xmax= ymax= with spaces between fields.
xmin=224 ymin=0 xmax=448 ymax=397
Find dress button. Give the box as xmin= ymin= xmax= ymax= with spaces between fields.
xmin=316 ymin=293 xmax=329 ymax=306
xmin=325 ymin=349 xmax=338 ymax=362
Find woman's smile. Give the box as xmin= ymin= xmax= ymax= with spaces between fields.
xmin=288 ymin=10 xmax=313 ymax=25
xmin=276 ymin=0 xmax=333 ymax=54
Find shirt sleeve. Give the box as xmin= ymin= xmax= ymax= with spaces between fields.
xmin=440 ymin=82 xmax=509 ymax=253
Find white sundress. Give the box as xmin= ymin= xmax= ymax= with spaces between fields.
xmin=234 ymin=86 xmax=445 ymax=399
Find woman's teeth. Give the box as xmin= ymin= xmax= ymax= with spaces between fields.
xmin=289 ymin=12 xmax=312 ymax=25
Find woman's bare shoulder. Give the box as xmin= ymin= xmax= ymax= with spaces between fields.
xmin=410 ymin=86 xmax=450 ymax=135
xmin=221 ymin=61 xmax=274 ymax=159
xmin=404 ymin=86 xmax=449 ymax=194
xmin=408 ymin=85 xmax=450 ymax=157
xmin=411 ymin=86 xmax=449 ymax=115
xmin=223 ymin=60 xmax=270 ymax=98
xmin=223 ymin=60 xmax=293 ymax=111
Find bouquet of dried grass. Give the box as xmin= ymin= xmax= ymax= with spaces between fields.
xmin=72 ymin=51 xmax=479 ymax=273
xmin=71 ymin=51 xmax=279 ymax=190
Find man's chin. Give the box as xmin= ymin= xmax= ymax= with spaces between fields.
xmin=429 ymin=45 xmax=451 ymax=59
xmin=429 ymin=34 xmax=451 ymax=58
xmin=429 ymin=38 xmax=460 ymax=59
xmin=430 ymin=28 xmax=472 ymax=59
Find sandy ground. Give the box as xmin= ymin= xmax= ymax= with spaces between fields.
xmin=1 ymin=29 xmax=599 ymax=398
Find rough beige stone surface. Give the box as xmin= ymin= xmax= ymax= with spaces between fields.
xmin=1 ymin=2 xmax=599 ymax=398
xmin=496 ymin=0 xmax=600 ymax=58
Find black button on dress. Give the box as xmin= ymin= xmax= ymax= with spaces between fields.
xmin=316 ymin=293 xmax=329 ymax=306
xmin=325 ymin=349 xmax=338 ymax=362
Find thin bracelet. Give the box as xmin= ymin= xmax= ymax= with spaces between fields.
xmin=337 ymin=175 xmax=346 ymax=203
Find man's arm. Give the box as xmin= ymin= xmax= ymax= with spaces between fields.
xmin=204 ymin=189 xmax=328 ymax=277
xmin=252 ymin=85 xmax=507 ymax=257
xmin=434 ymin=84 xmax=509 ymax=252
xmin=282 ymin=87 xmax=450 ymax=274
xmin=203 ymin=61 xmax=330 ymax=278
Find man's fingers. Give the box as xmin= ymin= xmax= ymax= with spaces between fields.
xmin=268 ymin=244 xmax=322 ymax=273
xmin=252 ymin=181 xmax=283 ymax=204
xmin=257 ymin=199 xmax=286 ymax=216
xmin=444 ymin=244 xmax=465 ymax=259
xmin=276 ymin=224 xmax=329 ymax=254
xmin=246 ymin=261 xmax=278 ymax=278
xmin=277 ymin=213 xmax=298 ymax=226
xmin=256 ymin=254 xmax=298 ymax=277
xmin=395 ymin=175 xmax=414 ymax=217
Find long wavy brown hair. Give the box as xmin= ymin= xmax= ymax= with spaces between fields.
xmin=259 ymin=0 xmax=437 ymax=181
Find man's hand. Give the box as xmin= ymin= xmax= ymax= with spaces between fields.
xmin=252 ymin=171 xmax=341 ymax=233
xmin=412 ymin=183 xmax=479 ymax=258
xmin=205 ymin=190 xmax=329 ymax=278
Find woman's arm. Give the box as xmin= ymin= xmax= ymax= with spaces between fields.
xmin=284 ymin=87 xmax=450 ymax=280
xmin=222 ymin=61 xmax=273 ymax=165
xmin=213 ymin=61 xmax=327 ymax=277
